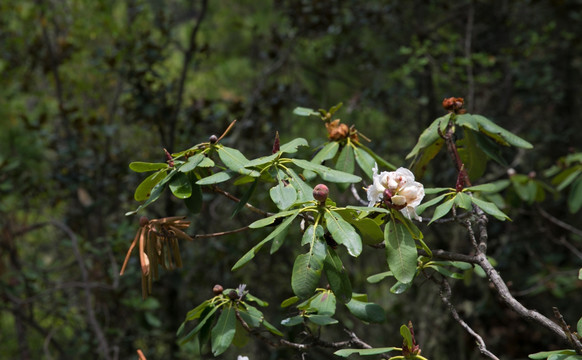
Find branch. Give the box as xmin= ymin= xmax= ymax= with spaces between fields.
xmin=553 ymin=307 xmax=582 ymax=354
xmin=350 ymin=183 xmax=368 ymax=206
xmin=192 ymin=225 xmax=250 ymax=239
xmin=537 ymin=205 xmax=582 ymax=238
xmin=439 ymin=280 xmax=499 ymax=360
xmin=209 ymin=185 xmax=270 ymax=216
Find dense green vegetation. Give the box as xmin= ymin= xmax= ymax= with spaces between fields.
xmin=1 ymin=1 xmax=582 ymax=359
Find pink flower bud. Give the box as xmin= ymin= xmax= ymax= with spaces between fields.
xmin=313 ymin=184 xmax=329 ymax=203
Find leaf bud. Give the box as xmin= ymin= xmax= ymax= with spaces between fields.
xmin=313 ymin=184 xmax=329 ymax=203
xmin=228 ymin=290 xmax=238 ymax=300
xmin=139 ymin=216 xmax=149 ymax=227
xmin=209 ymin=134 xmax=218 ymax=144
xmin=213 ymin=284 xmax=224 ymax=295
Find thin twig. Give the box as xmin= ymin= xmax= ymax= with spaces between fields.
xmin=537 ymin=206 xmax=582 ymax=238
xmin=553 ymin=307 xmax=582 ymax=354
xmin=440 ymin=280 xmax=499 ymax=360
xmin=210 ymin=185 xmax=270 ymax=216
xmin=192 ymin=225 xmax=249 ymax=239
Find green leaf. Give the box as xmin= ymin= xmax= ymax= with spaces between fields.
xmin=428 ymin=264 xmax=464 ymax=279
xmin=279 ymin=138 xmax=308 ymax=154
xmin=179 ymin=153 xmax=204 ymax=173
xmin=465 ymin=180 xmax=510 ymax=193
xmin=311 ymin=291 xmax=336 ymax=316
xmin=424 ymin=187 xmax=454 ymax=194
xmin=281 ymin=315 xmax=304 ymax=327
xmin=307 ymin=314 xmax=338 ymax=326
xmin=415 ymin=192 xmax=450 ymax=216
xmin=473 ymin=114 xmax=533 ymax=149
xmin=366 ymin=271 xmax=393 ymax=284
xmin=291 ymin=159 xmax=362 ymax=183
xmin=553 ymin=166 xmax=582 ymax=191
xmin=324 ymin=210 xmax=362 ymax=257
xmin=529 ymin=350 xmax=578 ymax=359
xmin=384 ymin=220 xmax=417 ymax=283
xmin=293 ymin=107 xmax=320 ymax=117
xmin=352 ymin=218 xmax=384 ymax=245
xmin=568 ymin=177 xmax=582 ymax=213
xmin=245 ymin=293 xmax=268 ymax=307
xmin=579 ymin=268 xmax=582 ymax=281
xmin=475 ymin=130 xmax=507 ymax=165
xmin=406 ymin=113 xmax=450 ymax=159
xmin=329 ymin=102 xmax=343 ymax=115
xmin=390 ymin=280 xmax=413 ymax=294
xmin=270 ymin=222 xmax=289 ymax=254
xmin=323 ymin=247 xmax=352 ymax=303
xmin=458 ymin=129 xmax=487 ymax=181
xmin=400 ymin=324 xmax=413 ymax=348
xmin=285 ymin=167 xmax=314 ymax=203
xmin=270 ymin=180 xmax=297 ymax=210
xmin=169 ymin=172 xmax=193 ymax=199
xmin=410 ymin=138 xmax=445 ymax=179
xmin=249 ymin=209 xmax=299 ymax=228
xmin=471 ymin=196 xmax=511 ymax=221
xmin=185 ymin=300 xmax=212 ymax=321
xmin=356 ymin=142 xmax=396 ymax=170
xmin=262 ymin=319 xmax=283 ymax=336
xmin=232 ymin=179 xmax=259 ymax=217
xmin=238 ymin=305 xmax=263 ymax=328
xmin=232 ymin=212 xmax=299 ymax=270
xmin=126 ymin=169 xmax=178 ymax=215
xmin=179 ymin=305 xmax=219 ymax=344
xmin=577 ymin=315 xmax=582 ymax=335
xmin=455 ymin=113 xmax=479 ymax=131
xmin=345 ymin=206 xmax=391 ymax=214
xmin=345 ymin=298 xmax=386 ymax=323
xmin=185 ymin=182 xmax=203 ymax=214
xmin=281 ymin=296 xmax=299 ymax=308
xmin=244 ymin=153 xmax=279 ymax=168
xmin=312 ymin=141 xmax=340 ymax=164
xmin=353 ymin=145 xmax=376 ymax=179
xmin=291 ymin=252 xmax=324 ymax=299
xmin=196 ymin=171 xmax=234 ymax=185
xmin=217 ymin=146 xmax=260 ymax=177
xmin=454 ymin=192 xmax=472 ymax=210
xmin=334 ymin=347 xmax=398 ymax=357
xmin=336 ymin=145 xmax=355 ymax=174
xmin=428 ymin=198 xmax=455 ymax=224
xmin=211 ymin=305 xmax=236 ymax=356
xmin=134 ymin=170 xmax=167 ymax=202
xmin=129 ymin=162 xmax=169 ymax=173
xmin=301 ymin=224 xmax=324 ymax=246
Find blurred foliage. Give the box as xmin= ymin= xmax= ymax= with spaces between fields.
xmin=1 ymin=0 xmax=582 ymax=359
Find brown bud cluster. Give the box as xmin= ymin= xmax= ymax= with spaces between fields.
xmin=325 ymin=119 xmax=350 ymax=141
xmin=442 ymin=97 xmax=466 ymax=114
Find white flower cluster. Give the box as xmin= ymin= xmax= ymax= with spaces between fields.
xmin=366 ymin=164 xmax=425 ymax=221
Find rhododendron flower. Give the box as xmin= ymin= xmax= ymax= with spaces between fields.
xmin=367 ymin=164 xmax=425 ymax=221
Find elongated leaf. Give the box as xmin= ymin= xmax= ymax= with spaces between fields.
xmin=179 ymin=153 xmax=204 ymax=173
xmin=196 ymin=171 xmax=234 ymax=185
xmin=291 ymin=252 xmax=324 ymax=299
xmin=366 ymin=271 xmax=393 ymax=283
xmin=280 ymin=138 xmax=308 ymax=154
xmin=323 ymin=247 xmax=352 ymax=303
xmin=345 ymin=298 xmax=386 ymax=323
xmin=293 ymin=107 xmax=320 ymax=116
xmin=568 ymin=176 xmax=582 ymax=212
xmin=185 ymin=300 xmax=211 ymax=321
xmin=334 ymin=347 xmax=398 ymax=357
xmin=465 ymin=180 xmax=511 ymax=193
xmin=244 ymin=153 xmax=279 ymax=168
xmin=353 ymin=145 xmax=376 ymax=179
xmin=217 ymin=146 xmax=260 ymax=177
xmin=179 ymin=305 xmax=219 ymax=344
xmin=410 ymin=138 xmax=445 ymax=179
xmin=169 ymin=172 xmax=192 ymax=199
xmin=415 ymin=192 xmax=450 ymax=216
xmin=336 ymin=145 xmax=355 ymax=174
xmin=238 ymin=305 xmax=263 ymax=328
xmin=473 ymin=114 xmax=533 ymax=149
xmin=352 ymin=218 xmax=384 ymax=245
xmin=346 ymin=206 xmax=391 ymax=214
xmin=126 ymin=169 xmax=177 ymax=215
xmin=471 ymin=196 xmax=510 ymax=221
xmin=425 ymin=187 xmax=455 ymax=194
xmin=281 ymin=315 xmax=304 ymax=326
xmin=249 ymin=209 xmax=299 ymax=228
xmin=270 ymin=180 xmax=297 ymax=210
xmin=134 ymin=170 xmax=167 ymax=202
xmin=528 ymin=350 xmax=578 ymax=359
xmin=384 ymin=221 xmax=417 ymax=283
xmin=312 ymin=141 xmax=340 ymax=164
xmin=324 ymin=210 xmax=362 ymax=257
xmin=211 ymin=305 xmax=236 ymax=356
xmin=232 ymin=212 xmax=299 ymax=270
xmin=281 ymin=296 xmax=299 ymax=308
xmin=231 ymin=179 xmax=259 ymax=217
xmin=356 ymin=142 xmax=396 ymax=170
xmin=475 ymin=130 xmax=507 ymax=165
xmin=390 ymin=280 xmax=413 ymax=294
xmin=262 ymin=319 xmax=283 ymax=336
xmin=455 ymin=113 xmax=479 ymax=131
xmin=286 ymin=167 xmax=314 ymax=203
xmin=185 ymin=183 xmax=203 ymax=214
xmin=458 ymin=129 xmax=487 ymax=181
xmin=428 ymin=198 xmax=455 ymax=224
xmin=301 ymin=224 xmax=324 ymax=246
xmin=270 ymin=222 xmax=289 ymax=254
xmin=454 ymin=192 xmax=472 ymax=210
xmin=130 ymin=162 xmax=169 ymax=173
xmin=308 ymin=315 xmax=338 ymax=326
xmin=291 ymin=159 xmax=361 ymax=183
xmin=577 ymin=315 xmax=582 ymax=335
xmin=406 ymin=114 xmax=450 ymax=159
xmin=400 ymin=324 xmax=413 ymax=348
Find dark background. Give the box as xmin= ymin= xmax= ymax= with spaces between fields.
xmin=1 ymin=0 xmax=581 ymax=359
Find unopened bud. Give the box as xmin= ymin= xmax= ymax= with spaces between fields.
xmin=272 ymin=131 xmax=280 ymax=154
xmin=209 ymin=134 xmax=218 ymax=144
xmin=313 ymin=184 xmax=329 ymax=203
xmin=213 ymin=284 xmax=224 ymax=295
xmin=139 ymin=216 xmax=149 ymax=227
xmin=228 ymin=290 xmax=238 ymax=300
xmin=528 ymin=171 xmax=536 ymax=179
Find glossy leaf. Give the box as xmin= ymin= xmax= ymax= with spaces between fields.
xmin=270 ymin=180 xmax=297 ymax=210
xmin=406 ymin=113 xmax=450 ymax=159
xmin=291 ymin=252 xmax=324 ymax=299
xmin=281 ymin=315 xmax=304 ymax=327
xmin=301 ymin=224 xmax=324 ymax=246
xmin=126 ymin=169 xmax=178 ymax=215
xmin=169 ymin=172 xmax=192 ymax=199
xmin=293 ymin=107 xmax=320 ymax=117
xmin=455 ymin=113 xmax=479 ymax=131
xmin=568 ymin=177 xmax=582 ymax=213
xmin=129 ymin=162 xmax=169 ymax=173
xmin=249 ymin=209 xmax=299 ymax=228
xmin=345 ymin=298 xmax=386 ymax=323
xmin=262 ymin=319 xmax=283 ymax=336
xmin=279 ymin=138 xmax=308 ymax=154
xmin=217 ymin=146 xmax=260 ymax=177
xmin=353 ymin=145 xmax=376 ymax=179
xmin=458 ymin=129 xmax=487 ymax=181
xmin=291 ymin=159 xmax=362 ymax=183
xmin=454 ymin=192 xmax=472 ymax=210
xmin=324 ymin=210 xmax=362 ymax=257
xmin=196 ymin=171 xmax=234 ymax=185
xmin=465 ymin=180 xmax=510 ymax=193
xmin=352 ymin=218 xmax=384 ymax=245
xmin=311 ymin=141 xmax=340 ymax=165
xmin=244 ymin=153 xmax=279 ymax=168
xmin=356 ymin=142 xmax=396 ymax=170
xmin=334 ymin=347 xmax=398 ymax=357
xmin=134 ymin=170 xmax=167 ymax=202
xmin=471 ymin=196 xmax=510 ymax=221
xmin=179 ymin=153 xmax=204 ymax=173
xmin=179 ymin=305 xmax=219 ymax=345
xmin=473 ymin=114 xmax=533 ymax=149
xmin=308 ymin=314 xmax=338 ymax=326
xmin=238 ymin=305 xmax=263 ymax=328
xmin=286 ymin=167 xmax=314 ymax=203
xmin=390 ymin=280 xmax=413 ymax=294
xmin=280 ymin=296 xmax=299 ymax=308
xmin=335 ymin=144 xmax=355 ymax=174
xmin=400 ymin=324 xmax=413 ymax=348
xmin=323 ymin=247 xmax=352 ymax=303
xmin=184 ymin=300 xmax=211 ymax=321
xmin=366 ymin=271 xmax=393 ymax=284
xmin=428 ymin=198 xmax=455 ymax=224
xmin=211 ymin=305 xmax=236 ymax=356
xmin=528 ymin=350 xmax=578 ymax=359
xmin=410 ymin=138 xmax=445 ymax=179
xmin=311 ymin=291 xmax=336 ymax=316
xmin=384 ymin=220 xmax=417 ymax=283
xmin=232 ymin=179 xmax=258 ymax=217
xmin=232 ymin=212 xmax=299 ymax=270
